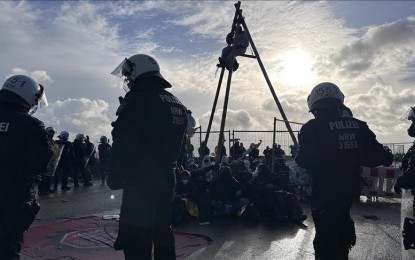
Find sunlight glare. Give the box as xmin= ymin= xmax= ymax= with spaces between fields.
xmin=278 ymin=49 xmax=315 ymax=87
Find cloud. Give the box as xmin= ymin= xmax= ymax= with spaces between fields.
xmin=1 ymin=1 xmax=414 ymax=145
xmin=328 ymin=16 xmax=415 ymax=78
xmin=36 ymin=98 xmax=113 ymax=142
xmin=347 ymin=83 xmax=415 ymax=142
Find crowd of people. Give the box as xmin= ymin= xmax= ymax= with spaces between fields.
xmin=38 ymin=129 xmax=112 ymax=195
xmin=1 ymin=52 xmax=413 ymax=260
xmin=172 ymin=145 xmax=307 ymax=225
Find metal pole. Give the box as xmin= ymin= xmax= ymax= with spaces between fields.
xmin=205 ymin=2 xmax=241 ymax=145
xmin=228 ymin=130 xmax=231 ymax=157
xmin=213 ymin=1 xmax=242 ymax=164
xmin=239 ymin=13 xmax=298 ymax=146
xmin=205 ymin=67 xmax=225 ymax=144
xmin=216 ymin=55 xmax=235 ymax=164
xmin=272 ymin=117 xmax=276 ymax=173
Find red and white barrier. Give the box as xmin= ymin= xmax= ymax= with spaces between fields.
xmin=360 ymin=166 xmax=401 ymax=198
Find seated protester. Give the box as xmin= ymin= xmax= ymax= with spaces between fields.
xmin=251 ymin=163 xmax=282 ymax=220
xmin=172 ymin=170 xmax=199 ymax=224
xmin=210 ymin=166 xmax=243 ymax=216
xmin=274 ymin=162 xmax=291 ymax=191
xmin=231 ymin=160 xmax=254 ymax=201
xmin=194 ymin=165 xmax=217 ymax=221
xmin=220 ymin=155 xmax=230 ymax=170
xmin=252 ymin=163 xmax=306 ymax=222
xmin=201 ymin=154 xmax=212 ymax=169
xmin=243 ymin=159 xmax=253 ymax=175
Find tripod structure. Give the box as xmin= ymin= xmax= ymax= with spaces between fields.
xmin=204 ymin=1 xmax=298 ymax=163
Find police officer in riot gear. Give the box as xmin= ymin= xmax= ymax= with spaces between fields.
xmin=109 ymin=54 xmax=188 ymax=259
xmin=295 ymin=82 xmax=391 ymax=260
xmin=0 ymin=75 xmax=53 ymax=259
xmin=38 ymin=126 xmax=57 ymax=195
xmin=73 ymin=133 xmax=93 ymax=187
xmin=98 ymin=136 xmax=111 ymax=184
xmin=396 ymin=107 xmax=415 ymax=191
xmin=54 ymin=131 xmax=75 ymax=191
xmin=395 ymin=107 xmax=415 ymax=250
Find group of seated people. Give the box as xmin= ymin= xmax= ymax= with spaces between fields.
xmin=172 ymin=154 xmax=307 ymax=225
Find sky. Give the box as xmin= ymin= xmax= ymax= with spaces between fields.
xmin=1 ymin=0 xmax=415 ymax=145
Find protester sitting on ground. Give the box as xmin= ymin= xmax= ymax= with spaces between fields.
xmin=231 ymin=160 xmax=254 ymax=202
xmin=172 ymin=170 xmax=199 ymax=224
xmin=251 ymin=163 xmax=306 ymax=222
xmin=201 ymin=154 xmax=213 ymax=171
xmin=210 ymin=166 xmax=243 ymax=216
xmin=193 ymin=163 xmax=217 ymax=221
xmin=220 ymin=155 xmax=230 ymax=170
xmin=243 ymin=159 xmax=253 ymax=175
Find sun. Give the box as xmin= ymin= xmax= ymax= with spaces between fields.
xmin=277 ymin=48 xmax=315 ymax=87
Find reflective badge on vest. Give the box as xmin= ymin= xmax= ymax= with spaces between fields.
xmin=0 ymin=122 xmax=10 ymax=132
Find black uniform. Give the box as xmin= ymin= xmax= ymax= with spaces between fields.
xmin=108 ymin=76 xmax=187 ymax=259
xmin=296 ymin=112 xmax=389 ymax=260
xmin=397 ymin=143 xmax=415 ymax=190
xmin=0 ymin=102 xmax=53 ymax=259
xmin=54 ymin=139 xmax=75 ymax=190
xmin=73 ymin=139 xmax=92 ymax=186
xmin=98 ymin=142 xmax=111 ymax=182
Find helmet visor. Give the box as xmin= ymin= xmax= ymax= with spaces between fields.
xmin=111 ymin=58 xmax=133 ymax=92
xmin=29 ymin=84 xmax=48 ymax=115
xmin=399 ymin=107 xmax=415 ymax=121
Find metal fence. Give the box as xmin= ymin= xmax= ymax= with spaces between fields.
xmin=189 ymin=118 xmax=413 ymax=166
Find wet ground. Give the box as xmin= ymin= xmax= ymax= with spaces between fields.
xmin=21 ymin=180 xmax=410 ymax=260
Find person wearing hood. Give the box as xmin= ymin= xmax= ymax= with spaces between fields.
xmin=210 ymin=166 xmax=243 ymax=216
xmin=172 ymin=170 xmax=198 ymax=224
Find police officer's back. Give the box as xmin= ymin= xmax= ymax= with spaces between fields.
xmin=109 ymin=54 xmax=187 ymax=260
xmin=0 ymin=75 xmax=53 ymax=259
xmin=295 ymin=82 xmax=390 ymax=260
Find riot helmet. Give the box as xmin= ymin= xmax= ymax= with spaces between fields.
xmin=111 ymin=54 xmax=171 ymax=92
xmin=0 ymin=75 xmax=48 ymax=114
xmin=100 ymin=136 xmax=108 ymax=143
xmin=307 ymin=82 xmax=344 ymax=112
xmin=59 ymin=131 xmax=69 ymax=141
xmin=46 ymin=126 xmax=56 ymax=137
xmin=400 ymin=107 xmax=415 ymax=121
xmin=76 ymin=133 xmax=85 ymax=142
xmin=400 ymin=107 xmax=415 ymax=137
